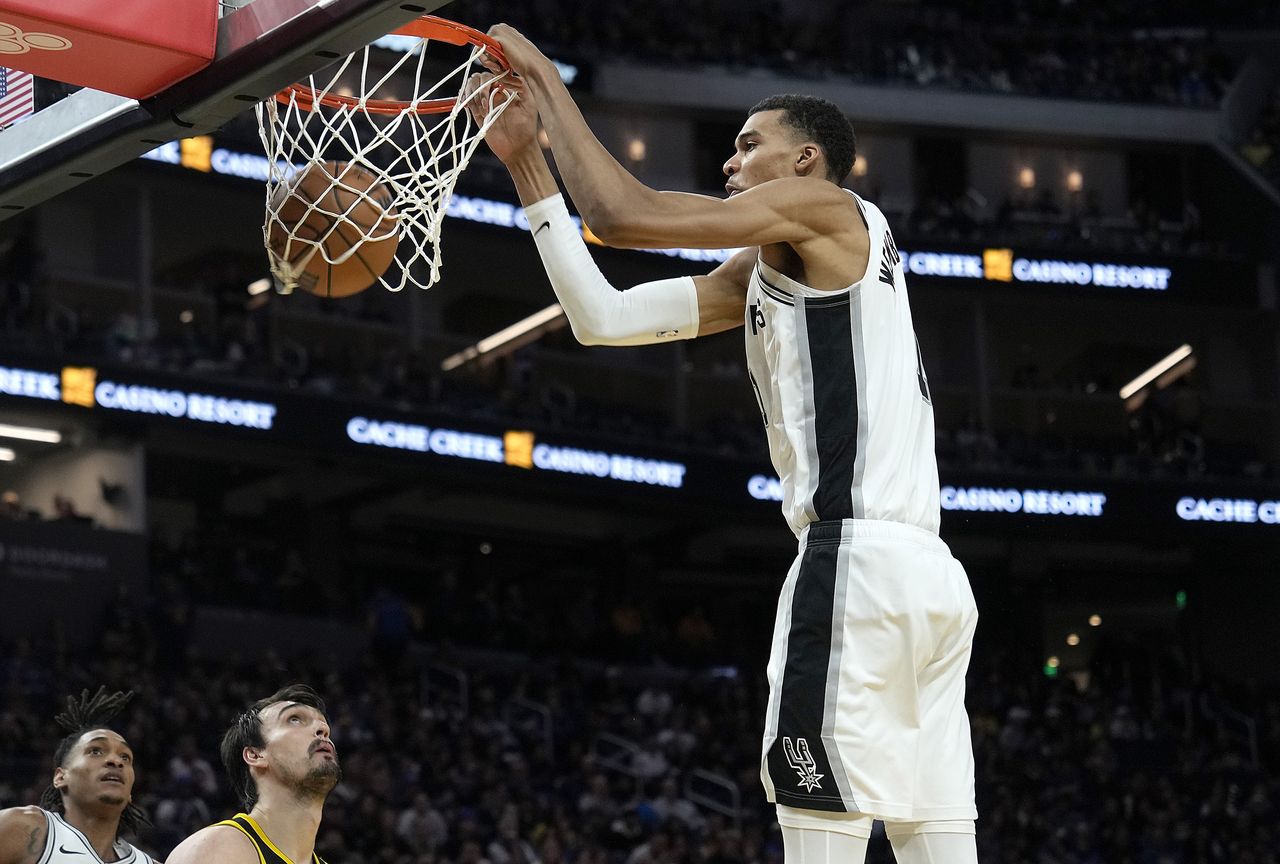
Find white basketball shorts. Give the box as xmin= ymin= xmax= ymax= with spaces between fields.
xmin=761 ymin=518 xmax=978 ymax=822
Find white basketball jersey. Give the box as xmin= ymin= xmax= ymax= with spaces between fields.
xmin=37 ymin=810 xmax=155 ymax=864
xmin=743 ymin=192 xmax=940 ymax=537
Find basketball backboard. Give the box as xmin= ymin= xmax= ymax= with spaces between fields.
xmin=0 ymin=0 xmax=453 ymax=220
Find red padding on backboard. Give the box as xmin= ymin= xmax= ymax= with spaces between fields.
xmin=0 ymin=0 xmax=218 ymax=99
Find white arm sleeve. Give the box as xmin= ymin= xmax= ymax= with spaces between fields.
xmin=523 ymin=194 xmax=700 ymax=346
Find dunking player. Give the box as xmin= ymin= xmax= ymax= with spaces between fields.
xmin=468 ymin=27 xmax=980 ymax=863
xmin=0 ymin=688 xmax=158 ymax=864
xmin=166 ymin=685 xmax=339 ymax=864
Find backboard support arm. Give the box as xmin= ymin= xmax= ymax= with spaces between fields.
xmin=0 ymin=0 xmax=450 ymax=220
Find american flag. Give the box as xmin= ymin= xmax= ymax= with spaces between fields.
xmin=0 ymin=67 xmax=34 ymax=128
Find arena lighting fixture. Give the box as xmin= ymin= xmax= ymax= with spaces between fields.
xmin=440 ymin=304 xmax=568 ymax=371
xmin=246 ymin=278 xmax=271 ymax=296
xmin=1119 ymin=343 xmax=1194 ymax=400
xmin=852 ymin=154 xmax=868 ymax=177
xmin=0 ymin=447 xmax=14 ymax=461
xmin=627 ymin=138 xmax=647 ymax=162
xmin=0 ymin=423 xmax=62 ymax=444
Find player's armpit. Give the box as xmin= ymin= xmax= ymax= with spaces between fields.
xmin=591 ymin=178 xmax=852 ymax=251
xmin=693 ymin=247 xmax=756 ymax=335
xmin=164 ymin=825 xmax=258 ymax=864
xmin=0 ymin=807 xmax=48 ymax=864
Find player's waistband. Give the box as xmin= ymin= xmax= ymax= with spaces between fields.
xmin=800 ymin=518 xmax=948 ymax=554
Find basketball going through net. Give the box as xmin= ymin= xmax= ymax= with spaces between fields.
xmin=257 ymin=16 xmax=516 ymax=296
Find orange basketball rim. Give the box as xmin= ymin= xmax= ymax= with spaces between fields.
xmin=276 ymin=15 xmax=510 ymax=115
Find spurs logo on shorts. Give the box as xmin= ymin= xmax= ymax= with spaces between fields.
xmin=782 ymin=736 xmax=824 ymax=792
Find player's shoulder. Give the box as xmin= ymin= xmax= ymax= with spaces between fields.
xmin=0 ymin=807 xmax=49 ymax=863
xmin=164 ymin=822 xmax=258 ymax=864
xmin=0 ymin=807 xmax=47 ymax=829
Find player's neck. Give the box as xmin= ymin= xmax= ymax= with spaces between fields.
xmin=60 ymin=805 xmax=122 ymax=861
xmin=249 ymin=794 xmax=323 ymax=864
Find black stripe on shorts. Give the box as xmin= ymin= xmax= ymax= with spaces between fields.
xmin=767 ymin=526 xmax=849 ymax=811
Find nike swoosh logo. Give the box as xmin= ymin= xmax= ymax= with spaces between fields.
xmin=58 ymin=846 xmax=85 ymax=855
xmin=534 ymin=221 xmax=550 ymax=236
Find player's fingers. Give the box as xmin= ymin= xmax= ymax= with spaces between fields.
xmin=462 ymin=72 xmax=494 ymax=116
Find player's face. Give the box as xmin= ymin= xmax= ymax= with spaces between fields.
xmin=55 ymin=729 xmax=135 ymax=812
xmin=259 ymin=701 xmax=341 ymax=797
xmin=723 ymin=110 xmax=806 ymax=196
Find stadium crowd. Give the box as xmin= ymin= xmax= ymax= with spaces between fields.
xmin=930 ymin=0 xmax=1280 ymax=28
xmin=1 ymin=532 xmax=1277 ymax=863
xmin=450 ymin=0 xmax=1238 ymax=107
xmin=2 ymin=236 xmax=1267 ymax=487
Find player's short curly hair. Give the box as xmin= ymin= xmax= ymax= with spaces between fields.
xmin=749 ymin=94 xmax=857 ymax=183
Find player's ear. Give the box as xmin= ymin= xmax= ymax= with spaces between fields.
xmin=53 ymin=766 xmax=67 ymax=789
xmin=795 ymin=143 xmax=821 ymax=177
xmin=243 ymin=746 xmax=266 ymax=768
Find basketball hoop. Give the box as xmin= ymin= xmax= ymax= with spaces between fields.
xmin=256 ymin=16 xmax=515 ymax=293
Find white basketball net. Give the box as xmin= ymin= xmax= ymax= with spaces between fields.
xmin=256 ymin=36 xmax=515 ymax=292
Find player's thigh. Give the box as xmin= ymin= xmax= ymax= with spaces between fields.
xmin=885 ymin=820 xmax=977 ymax=864
xmin=778 ymin=806 xmax=873 ymax=864
xmin=912 ymin=556 xmax=979 ymax=816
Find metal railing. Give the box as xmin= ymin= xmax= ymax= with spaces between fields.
xmin=506 ymin=696 xmax=554 ymax=757
xmin=686 ymin=768 xmax=742 ymax=829
xmin=421 ymin=662 xmax=469 ymax=717
xmin=591 ymin=732 xmax=644 ymax=797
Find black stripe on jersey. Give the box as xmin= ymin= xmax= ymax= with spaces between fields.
xmin=36 ymin=811 xmax=54 ymax=864
xmin=765 ymin=526 xmax=849 ymax=811
xmin=803 ymin=295 xmax=858 ymax=521
xmin=755 ymin=267 xmax=795 ymax=306
xmin=851 ymin=194 xmax=870 ymax=230
xmin=800 ymin=292 xmax=852 ymax=308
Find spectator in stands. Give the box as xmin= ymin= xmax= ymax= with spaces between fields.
xmin=167 ymin=733 xmax=219 ymax=798
xmin=1 ymin=490 xmax=27 ymax=520
xmin=647 ymin=775 xmax=704 ymax=832
xmin=53 ymin=495 xmax=92 ymax=526
xmin=397 ymin=791 xmax=449 ymax=851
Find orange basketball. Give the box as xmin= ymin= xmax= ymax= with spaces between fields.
xmin=268 ymin=161 xmax=399 ymax=298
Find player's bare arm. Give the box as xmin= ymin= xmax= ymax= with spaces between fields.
xmin=165 ymin=824 xmax=257 ymax=864
xmin=466 ymin=71 xmax=752 ymax=343
xmin=486 ymin=25 xmax=858 ymax=252
xmin=692 ymin=248 xmax=757 ymax=334
xmin=0 ymin=808 xmax=48 ymax=864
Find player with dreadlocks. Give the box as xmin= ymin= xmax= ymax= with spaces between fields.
xmin=0 ymin=687 xmax=158 ymax=864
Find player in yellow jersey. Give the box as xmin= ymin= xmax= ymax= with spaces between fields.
xmin=166 ymin=685 xmax=339 ymax=864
